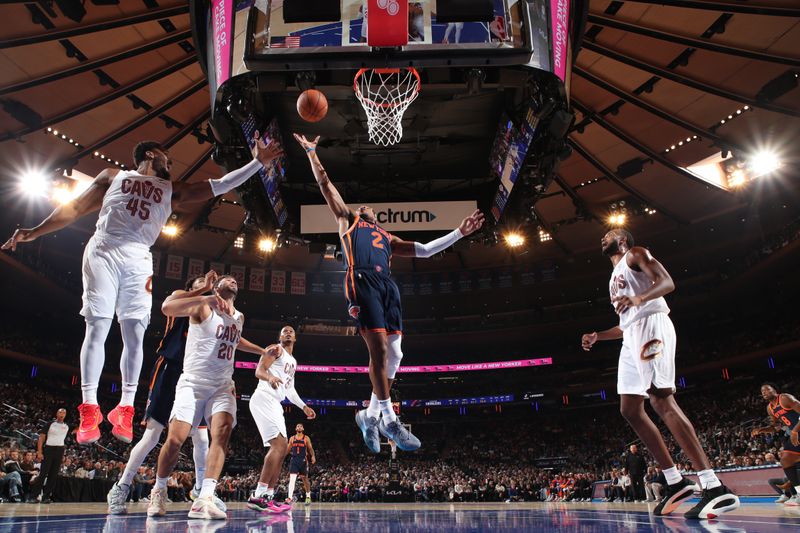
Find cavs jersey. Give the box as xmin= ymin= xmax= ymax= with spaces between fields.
xmin=609 ymin=251 xmax=670 ymax=330
xmin=182 ymin=309 xmax=244 ymax=383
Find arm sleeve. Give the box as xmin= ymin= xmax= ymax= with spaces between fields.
xmin=413 ymin=228 xmax=463 ymax=258
xmin=208 ymin=159 xmax=262 ymax=197
xmin=285 ymin=386 xmax=307 ymax=410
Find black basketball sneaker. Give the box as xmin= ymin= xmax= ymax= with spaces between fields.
xmin=653 ymin=477 xmax=699 ymax=516
xmin=684 ymin=485 xmax=740 ymax=519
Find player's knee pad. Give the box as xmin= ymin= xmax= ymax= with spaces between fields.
xmin=386 ymin=334 xmax=403 ymax=380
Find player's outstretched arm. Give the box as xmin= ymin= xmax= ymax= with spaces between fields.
xmin=293 ymin=134 xmax=352 ymax=226
xmin=238 ymin=336 xmax=267 ymax=356
xmin=2 ymin=168 xmax=116 ymax=251
xmin=163 ymin=271 xmax=218 ymax=306
xmin=172 ymin=131 xmax=283 ymax=206
xmin=612 ymin=247 xmax=675 ymax=314
xmin=580 ymin=327 xmax=623 ymax=351
xmin=161 ymin=293 xmax=227 ymax=320
xmin=392 ymin=209 xmax=485 ymax=257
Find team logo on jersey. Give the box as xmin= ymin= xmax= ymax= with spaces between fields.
xmin=349 ymin=305 xmax=361 ymax=319
xmin=640 ymin=339 xmax=663 ymax=360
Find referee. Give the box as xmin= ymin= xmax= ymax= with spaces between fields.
xmin=29 ymin=408 xmax=70 ymax=504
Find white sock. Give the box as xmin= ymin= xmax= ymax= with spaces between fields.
xmin=191 ymin=427 xmax=209 ymax=490
xmin=662 ymin=466 xmax=682 ymax=486
xmin=378 ymin=399 xmax=397 ymax=423
xmin=367 ymin=393 xmax=381 ymax=418
xmin=119 ymin=422 xmax=164 ymax=486
xmin=288 ymin=474 xmax=297 ymax=499
xmin=697 ymin=469 xmax=721 ymax=490
xmin=155 ymin=476 xmax=168 ymax=490
xmin=199 ymin=478 xmax=217 ymax=499
xmin=119 ymin=318 xmax=147 ymax=406
xmin=255 ymin=482 xmax=269 ymax=498
xmin=79 ymin=317 xmax=113 ymax=405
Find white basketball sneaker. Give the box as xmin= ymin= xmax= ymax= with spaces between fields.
xmin=188 ymin=495 xmax=227 ymax=519
xmin=147 ymin=487 xmax=168 ymax=517
xmin=106 ymin=482 xmax=129 ymax=515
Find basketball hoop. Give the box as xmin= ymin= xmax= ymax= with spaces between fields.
xmin=354 ymin=67 xmax=421 ymax=147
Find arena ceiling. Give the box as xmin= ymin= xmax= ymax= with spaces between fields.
xmin=0 ymin=0 xmax=798 ymax=273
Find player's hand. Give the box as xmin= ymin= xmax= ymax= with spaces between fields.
xmin=303 ymin=406 xmax=316 ymax=420
xmin=202 ymin=270 xmax=218 ymax=292
xmin=458 ymin=209 xmax=485 ymax=237
xmin=266 ymin=375 xmax=283 ymax=390
xmin=293 ymin=133 xmax=320 ymax=154
xmin=205 ymin=293 xmax=232 ymax=316
xmin=792 ymin=431 xmax=799 ymax=447
xmin=36 ymin=451 xmax=43 ymax=462
xmin=311 ymin=456 xmax=317 ymax=465
xmin=581 ymin=332 xmax=598 ymax=352
xmin=2 ymin=228 xmax=37 ymax=251
xmin=612 ymin=295 xmax=642 ymax=314
xmin=253 ymin=130 xmax=283 ymax=167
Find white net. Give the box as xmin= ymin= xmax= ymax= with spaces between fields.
xmin=354 ymin=68 xmax=420 ymax=147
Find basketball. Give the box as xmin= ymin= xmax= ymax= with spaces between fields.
xmin=297 ymin=89 xmax=328 ymax=123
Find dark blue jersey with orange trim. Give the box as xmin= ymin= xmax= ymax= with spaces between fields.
xmin=769 ymin=396 xmax=800 ymax=430
xmin=289 ymin=435 xmax=308 ymax=462
xmin=156 ymin=316 xmax=189 ymax=362
xmin=340 ymin=215 xmax=393 ymax=274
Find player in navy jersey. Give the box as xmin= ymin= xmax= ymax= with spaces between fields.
xmin=294 ymin=134 xmax=484 ymax=453
xmin=752 ymin=383 xmax=800 ymax=506
xmin=285 ymin=423 xmax=315 ymax=505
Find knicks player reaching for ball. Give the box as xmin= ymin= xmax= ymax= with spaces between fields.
xmin=294 ymin=134 xmax=484 ymax=453
xmin=581 ymin=229 xmax=739 ymax=519
xmin=147 ymin=275 xmax=278 ymax=520
xmin=2 ymin=133 xmax=282 ymax=446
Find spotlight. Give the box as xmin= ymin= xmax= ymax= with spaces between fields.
xmin=51 ymin=183 xmax=75 ymax=205
xmin=234 ymin=235 xmax=245 ymax=249
xmin=258 ymin=237 xmax=276 ymax=253
xmin=538 ymin=228 xmax=552 ymax=242
xmin=162 ymin=224 xmax=179 ymax=237
xmin=19 ymin=169 xmax=50 ymax=197
xmin=504 ymin=232 xmax=525 ymax=248
xmin=749 ymin=150 xmax=781 ymax=177
xmin=608 ymin=213 xmax=626 ymax=226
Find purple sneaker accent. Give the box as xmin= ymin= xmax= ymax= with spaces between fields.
xmin=246 ymin=496 xmax=269 ymax=512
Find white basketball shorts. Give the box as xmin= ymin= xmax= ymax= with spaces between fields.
xmin=249 ymin=388 xmax=287 ymax=446
xmin=617 ymin=312 xmax=677 ymax=397
xmin=170 ymin=375 xmax=237 ymax=429
xmin=80 ymin=235 xmax=153 ymax=322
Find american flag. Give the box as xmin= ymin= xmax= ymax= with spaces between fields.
xmin=271 ymin=36 xmax=301 ymax=48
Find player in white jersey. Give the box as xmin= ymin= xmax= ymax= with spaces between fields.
xmin=146 ymin=274 xmax=278 ymax=520
xmin=581 ymin=229 xmax=739 ymax=520
xmin=247 ymin=325 xmax=316 ymax=514
xmin=2 ymin=133 xmax=282 ymax=445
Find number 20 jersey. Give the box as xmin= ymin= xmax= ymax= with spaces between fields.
xmin=95 ymin=170 xmax=173 ymax=247
xmin=182 ymin=308 xmax=244 ymax=384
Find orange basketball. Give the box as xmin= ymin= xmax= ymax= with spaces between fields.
xmin=297 ymin=89 xmax=328 ymax=123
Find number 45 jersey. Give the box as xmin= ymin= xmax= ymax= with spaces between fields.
xmin=183 ymin=308 xmax=244 ymax=384
xmin=80 ymin=171 xmax=173 ymax=321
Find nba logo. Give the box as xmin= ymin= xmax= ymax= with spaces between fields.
xmin=349 ymin=306 xmax=361 ymax=319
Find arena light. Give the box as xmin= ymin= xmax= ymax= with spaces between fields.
xmin=258 ymin=237 xmax=276 ymax=253
xmin=608 ymin=213 xmax=626 ymax=226
xmin=51 ymin=183 xmax=74 ymax=205
xmin=503 ymin=232 xmax=525 ymax=248
xmin=162 ymin=224 xmax=179 ymax=237
xmin=19 ymin=169 xmax=50 ymax=197
xmin=749 ymin=150 xmax=781 ymax=177
xmin=538 ymin=228 xmax=552 ymax=242
xmin=234 ymin=235 xmax=245 ymax=249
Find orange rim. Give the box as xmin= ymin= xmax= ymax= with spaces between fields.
xmin=354 ymin=67 xmax=421 ymax=109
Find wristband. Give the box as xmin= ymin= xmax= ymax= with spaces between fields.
xmin=305 ymin=147 xmax=315 ymax=153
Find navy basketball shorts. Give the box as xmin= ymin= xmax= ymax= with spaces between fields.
xmin=783 ymin=434 xmax=800 ymax=455
xmin=344 ymin=269 xmax=402 ymax=335
xmin=289 ymin=459 xmax=308 ymax=475
xmin=144 ymin=357 xmax=183 ymax=427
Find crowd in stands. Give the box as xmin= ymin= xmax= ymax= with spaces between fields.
xmin=1 ymin=359 xmax=796 ymax=504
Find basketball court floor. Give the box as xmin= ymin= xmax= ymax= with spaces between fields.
xmin=1 ymin=501 xmax=797 ymax=532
